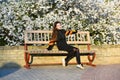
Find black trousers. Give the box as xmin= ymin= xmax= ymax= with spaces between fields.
xmin=65 ymin=48 xmax=81 ymax=64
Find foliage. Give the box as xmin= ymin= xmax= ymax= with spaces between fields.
xmin=0 ymin=0 xmax=120 ymax=45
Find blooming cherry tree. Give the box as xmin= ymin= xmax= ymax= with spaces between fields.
xmin=0 ymin=0 xmax=120 ymax=45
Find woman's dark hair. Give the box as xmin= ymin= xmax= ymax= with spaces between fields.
xmin=51 ymin=21 xmax=61 ymax=41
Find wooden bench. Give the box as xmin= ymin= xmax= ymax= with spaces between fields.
xmin=24 ymin=30 xmax=96 ymax=69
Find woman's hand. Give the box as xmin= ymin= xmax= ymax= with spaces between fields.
xmin=47 ymin=45 xmax=54 ymax=50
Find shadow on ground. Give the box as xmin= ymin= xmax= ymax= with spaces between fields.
xmin=0 ymin=62 xmax=21 ymax=78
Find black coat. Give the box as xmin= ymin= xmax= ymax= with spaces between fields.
xmin=56 ymin=29 xmax=74 ymax=52
xmin=47 ymin=29 xmax=77 ymax=52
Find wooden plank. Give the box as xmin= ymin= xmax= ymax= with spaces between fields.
xmin=24 ymin=30 xmax=91 ymax=44
xmin=26 ymin=50 xmax=95 ymax=54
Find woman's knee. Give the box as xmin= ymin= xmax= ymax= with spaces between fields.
xmin=73 ymin=48 xmax=79 ymax=52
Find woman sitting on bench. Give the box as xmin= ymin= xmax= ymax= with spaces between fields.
xmin=47 ymin=21 xmax=84 ymax=69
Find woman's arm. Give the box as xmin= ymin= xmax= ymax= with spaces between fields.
xmin=47 ymin=40 xmax=55 ymax=50
xmin=65 ymin=30 xmax=77 ymax=36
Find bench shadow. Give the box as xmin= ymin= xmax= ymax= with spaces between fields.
xmin=0 ymin=62 xmax=21 ymax=78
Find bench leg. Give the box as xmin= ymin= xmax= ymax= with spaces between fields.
xmin=24 ymin=52 xmax=30 ymax=69
xmin=86 ymin=53 xmax=96 ymax=67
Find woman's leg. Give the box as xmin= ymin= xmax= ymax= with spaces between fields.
xmin=63 ymin=48 xmax=84 ymax=69
xmin=65 ymin=51 xmax=75 ymax=65
xmin=73 ymin=48 xmax=81 ymax=64
xmin=65 ymin=48 xmax=81 ymax=65
xmin=73 ymin=48 xmax=84 ymax=69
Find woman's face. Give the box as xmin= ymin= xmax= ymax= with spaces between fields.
xmin=56 ymin=23 xmax=62 ymax=30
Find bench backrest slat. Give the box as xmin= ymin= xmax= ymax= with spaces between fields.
xmin=24 ymin=30 xmax=91 ymax=44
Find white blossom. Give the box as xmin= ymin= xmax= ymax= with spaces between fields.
xmin=0 ymin=0 xmax=120 ymax=45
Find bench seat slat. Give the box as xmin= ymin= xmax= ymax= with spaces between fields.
xmin=25 ymin=50 xmax=95 ymax=54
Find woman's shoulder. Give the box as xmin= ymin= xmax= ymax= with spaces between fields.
xmin=58 ymin=29 xmax=65 ymax=31
xmin=57 ymin=29 xmax=66 ymax=33
xmin=61 ymin=29 xmax=66 ymax=31
xmin=60 ymin=29 xmax=66 ymax=33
